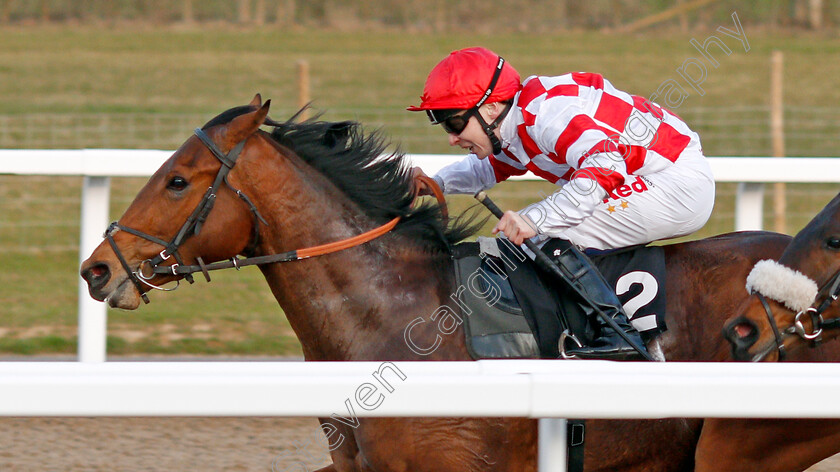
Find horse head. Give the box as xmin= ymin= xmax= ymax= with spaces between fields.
xmin=724 ymin=192 xmax=840 ymax=361
xmin=80 ymin=94 xmax=271 ymax=309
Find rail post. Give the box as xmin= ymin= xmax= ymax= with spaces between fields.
xmin=539 ymin=418 xmax=568 ymax=472
xmin=77 ymin=175 xmax=110 ymax=362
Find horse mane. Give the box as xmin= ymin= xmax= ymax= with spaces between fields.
xmin=204 ymin=106 xmax=485 ymax=252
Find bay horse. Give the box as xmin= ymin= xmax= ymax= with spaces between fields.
xmin=724 ymin=190 xmax=840 ymax=362
xmin=80 ymin=96 xmax=838 ymax=471
xmin=705 ymin=192 xmax=840 ymax=472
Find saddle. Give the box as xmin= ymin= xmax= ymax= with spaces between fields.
xmin=452 ymin=237 xmax=666 ymax=359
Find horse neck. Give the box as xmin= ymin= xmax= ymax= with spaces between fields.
xmin=237 ymin=154 xmax=466 ymax=361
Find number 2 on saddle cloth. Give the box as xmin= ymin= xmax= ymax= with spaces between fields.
xmin=451 ymin=237 xmax=666 ymax=359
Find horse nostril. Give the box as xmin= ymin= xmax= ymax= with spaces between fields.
xmin=82 ymin=263 xmax=111 ymax=288
xmin=733 ymin=322 xmax=757 ymax=340
xmin=725 ymin=317 xmax=762 ymax=361
xmin=724 ymin=316 xmax=759 ymax=346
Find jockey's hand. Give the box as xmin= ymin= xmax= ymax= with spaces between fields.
xmin=411 ymin=167 xmax=434 ymax=197
xmin=492 ymin=211 xmax=538 ymax=246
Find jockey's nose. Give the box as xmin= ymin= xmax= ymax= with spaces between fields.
xmin=448 ymin=134 xmax=460 ymax=146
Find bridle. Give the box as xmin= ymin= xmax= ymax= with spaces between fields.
xmin=104 ymin=126 xmax=445 ymax=304
xmin=105 ymin=127 xmax=407 ymax=304
xmin=753 ymin=267 xmax=840 ymax=361
xmin=105 ymin=128 xmax=254 ymax=304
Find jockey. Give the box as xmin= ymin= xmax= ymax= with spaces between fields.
xmin=409 ymin=47 xmax=715 ymax=360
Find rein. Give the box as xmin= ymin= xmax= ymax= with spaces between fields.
xmin=813 ymin=269 xmax=840 ymax=326
xmin=415 ymin=174 xmax=448 ymax=221
xmin=151 ymin=216 xmax=400 ymax=281
xmin=104 ymin=127 xmax=447 ymax=303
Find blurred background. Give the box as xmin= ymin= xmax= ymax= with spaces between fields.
xmin=1 ymin=0 xmax=840 ymax=358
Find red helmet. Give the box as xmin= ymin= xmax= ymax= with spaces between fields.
xmin=407 ymin=47 xmax=521 ymax=111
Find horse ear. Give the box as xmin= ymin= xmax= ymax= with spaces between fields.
xmin=249 ymin=94 xmax=262 ymax=107
xmin=224 ymin=100 xmax=271 ymax=147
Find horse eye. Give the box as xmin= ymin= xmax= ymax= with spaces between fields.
xmin=167 ymin=176 xmax=189 ymax=192
xmin=827 ymin=237 xmax=840 ymax=250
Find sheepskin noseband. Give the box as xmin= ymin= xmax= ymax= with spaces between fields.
xmin=745 ymin=259 xmax=819 ymax=313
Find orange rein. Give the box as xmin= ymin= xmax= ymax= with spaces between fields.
xmin=156 ymin=175 xmax=448 ymax=278
xmin=296 ymin=216 xmax=401 ymax=259
xmin=289 ymin=174 xmax=447 ymax=259
xmin=414 ymin=174 xmax=448 ymax=221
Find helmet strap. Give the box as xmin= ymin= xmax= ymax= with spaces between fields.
xmin=474 ymin=101 xmax=512 ymax=155
xmin=470 ymin=57 xmax=509 ymax=155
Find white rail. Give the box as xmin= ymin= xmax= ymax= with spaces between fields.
xmin=2 ymin=151 xmax=840 ymax=362
xmin=3 ymin=360 xmax=840 ymax=418
xmin=4 ymin=360 xmax=840 ymax=472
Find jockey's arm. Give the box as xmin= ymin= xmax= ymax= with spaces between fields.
xmin=428 ymin=153 xmax=499 ymax=195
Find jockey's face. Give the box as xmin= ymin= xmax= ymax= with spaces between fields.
xmin=445 ymin=105 xmax=498 ymax=159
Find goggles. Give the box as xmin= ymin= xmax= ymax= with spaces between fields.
xmin=426 ymin=108 xmax=476 ymax=135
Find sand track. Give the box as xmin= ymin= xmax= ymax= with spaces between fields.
xmin=0 ymin=417 xmax=838 ymax=471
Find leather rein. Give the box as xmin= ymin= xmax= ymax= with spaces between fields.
xmin=105 ymin=127 xmax=446 ymax=304
xmin=753 ymin=268 xmax=840 ymax=361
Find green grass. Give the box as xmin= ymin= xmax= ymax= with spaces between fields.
xmin=1 ymin=25 xmax=839 ymax=356
xmin=0 ymin=335 xmax=75 ymax=355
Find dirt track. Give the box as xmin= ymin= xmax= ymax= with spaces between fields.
xmin=0 ymin=417 xmax=331 ymax=472
xmin=0 ymin=416 xmax=838 ymax=471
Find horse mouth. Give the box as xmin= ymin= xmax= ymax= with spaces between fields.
xmin=81 ymin=261 xmax=142 ymax=310
xmin=104 ymin=277 xmax=143 ymax=310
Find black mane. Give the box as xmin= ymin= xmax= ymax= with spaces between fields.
xmin=206 ymin=105 xmax=483 ymax=252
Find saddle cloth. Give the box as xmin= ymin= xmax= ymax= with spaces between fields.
xmin=452 ymin=238 xmax=666 ymax=359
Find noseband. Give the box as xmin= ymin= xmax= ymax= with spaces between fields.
xmin=752 ymin=267 xmax=840 ymax=361
xmin=104 ymin=127 xmax=407 ymax=304
xmin=105 ymin=128 xmax=257 ymax=303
